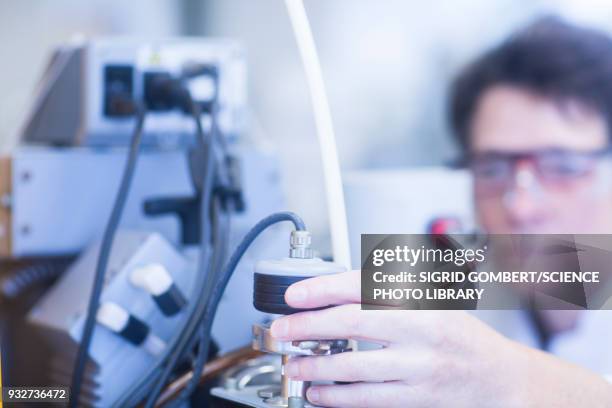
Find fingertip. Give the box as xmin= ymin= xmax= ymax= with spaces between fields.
xmin=285 ymin=283 xmax=308 ymax=307
xmin=270 ymin=318 xmax=289 ymax=339
xmin=306 ymin=386 xmax=320 ymax=404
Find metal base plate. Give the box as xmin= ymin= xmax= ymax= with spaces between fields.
xmin=211 ymin=386 xmax=319 ymax=408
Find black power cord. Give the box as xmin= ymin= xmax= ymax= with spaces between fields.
xmin=67 ymin=72 xmax=232 ymax=408
xmin=142 ymin=101 xmax=226 ymax=408
xmin=70 ymin=106 xmax=146 ymax=407
xmin=175 ymin=198 xmax=229 ymax=406
xmin=117 ymin=95 xmax=225 ymax=408
xmin=154 ymin=212 xmax=306 ymax=407
xmin=91 ymin=68 xmax=226 ymax=406
xmin=183 ymin=212 xmax=306 ymax=397
xmin=138 ymin=95 xmax=307 ymax=407
xmin=109 ymin=75 xmax=238 ymax=407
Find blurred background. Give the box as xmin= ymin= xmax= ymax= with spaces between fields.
xmin=2 ymin=0 xmax=612 ymax=242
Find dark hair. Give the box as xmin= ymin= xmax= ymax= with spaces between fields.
xmin=450 ymin=16 xmax=612 ymax=150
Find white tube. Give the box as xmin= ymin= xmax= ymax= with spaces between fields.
xmin=284 ymin=0 xmax=352 ymax=269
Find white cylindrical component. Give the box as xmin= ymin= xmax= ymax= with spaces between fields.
xmin=255 ymin=257 xmax=345 ymax=277
xmin=130 ymin=263 xmax=173 ymax=296
xmin=96 ymin=302 xmax=129 ymax=333
xmin=284 ymin=0 xmax=352 ymax=269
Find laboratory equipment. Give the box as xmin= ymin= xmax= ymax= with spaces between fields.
xmin=2 ymin=35 xmax=292 ymax=408
xmin=211 ymin=231 xmax=350 ymax=408
xmin=20 ymin=38 xmax=246 ymax=147
xmin=0 ymin=2 xmax=474 ymax=405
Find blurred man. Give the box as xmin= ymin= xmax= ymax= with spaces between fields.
xmin=269 ymin=17 xmax=612 ymax=407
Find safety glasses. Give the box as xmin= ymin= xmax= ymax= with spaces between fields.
xmin=465 ymin=147 xmax=612 ymax=196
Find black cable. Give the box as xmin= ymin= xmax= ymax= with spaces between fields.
xmin=157 ymin=159 xmax=235 ymax=408
xmin=164 ymin=212 xmax=306 ymax=406
xmin=140 ymin=101 xmax=221 ymax=408
xmin=70 ymin=106 xmax=146 ymax=407
xmin=143 ymin=102 xmax=238 ymax=407
xmin=115 ymin=97 xmax=218 ymax=408
xmin=118 ymin=85 xmax=236 ymax=407
xmin=172 ymin=199 xmax=229 ymax=406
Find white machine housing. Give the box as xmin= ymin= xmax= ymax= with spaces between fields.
xmin=343 ymin=168 xmax=475 ymax=268
xmin=20 ymin=37 xmax=247 ymax=147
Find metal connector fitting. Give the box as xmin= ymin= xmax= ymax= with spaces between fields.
xmin=289 ymin=230 xmax=313 ymax=259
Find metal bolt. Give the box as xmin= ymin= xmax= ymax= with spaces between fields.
xmin=291 ymin=230 xmax=311 ymax=247
xmin=290 ymin=230 xmax=313 ymax=259
xmin=20 ymin=225 xmax=31 ymax=236
xmin=20 ymin=171 xmax=31 ymax=183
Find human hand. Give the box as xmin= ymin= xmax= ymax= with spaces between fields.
xmin=270 ymin=270 xmax=612 ymax=407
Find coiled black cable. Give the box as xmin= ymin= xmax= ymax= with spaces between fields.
xmin=0 ymin=260 xmax=72 ymax=300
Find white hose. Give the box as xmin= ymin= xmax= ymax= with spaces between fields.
xmin=284 ymin=0 xmax=352 ymax=269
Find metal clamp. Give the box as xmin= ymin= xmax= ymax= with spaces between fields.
xmin=252 ymin=323 xmax=350 ymax=356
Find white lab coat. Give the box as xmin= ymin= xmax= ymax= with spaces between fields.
xmin=474 ymin=310 xmax=612 ymax=380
